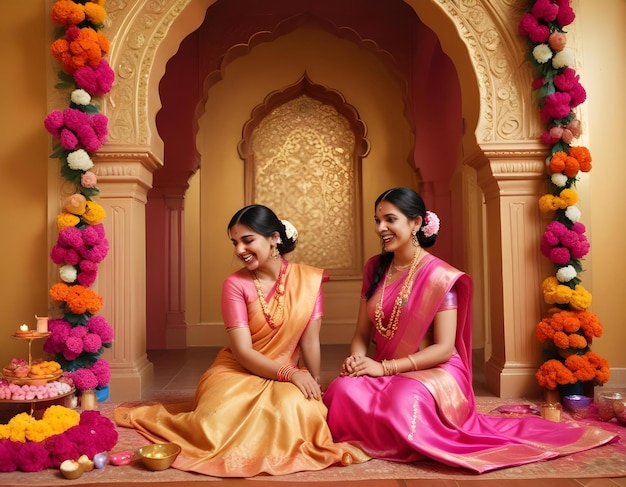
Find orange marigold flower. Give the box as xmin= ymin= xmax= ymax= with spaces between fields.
xmin=51 ymin=27 xmax=110 ymax=74
xmin=578 ymin=310 xmax=603 ymax=341
xmin=568 ymin=333 xmax=587 ymax=349
xmin=565 ymin=354 xmax=596 ymax=382
xmin=563 ymin=155 xmax=580 ymax=178
xmin=569 ymin=146 xmax=592 ymax=172
xmin=51 ymin=0 xmax=85 ymax=26
xmin=549 ymin=151 xmax=567 ymax=173
xmin=553 ymin=331 xmax=570 ymax=349
xmin=536 ymin=359 xmax=575 ymax=390
xmin=536 ymin=320 xmax=556 ymax=342
xmin=49 ymin=283 xmax=103 ymax=315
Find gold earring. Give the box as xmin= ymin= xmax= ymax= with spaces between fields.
xmin=412 ymin=231 xmax=418 ymax=247
xmin=271 ymin=246 xmax=280 ymax=259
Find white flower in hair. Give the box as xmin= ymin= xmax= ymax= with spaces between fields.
xmin=281 ymin=220 xmax=298 ymax=242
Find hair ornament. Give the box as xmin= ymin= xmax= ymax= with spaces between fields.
xmin=421 ymin=210 xmax=440 ymax=238
xmin=281 ymin=219 xmax=298 ymax=242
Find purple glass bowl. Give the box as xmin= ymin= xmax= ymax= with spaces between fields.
xmin=562 ymin=394 xmax=593 ymax=413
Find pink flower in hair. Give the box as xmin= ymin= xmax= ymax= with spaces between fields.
xmin=421 ymin=211 xmax=440 ymax=238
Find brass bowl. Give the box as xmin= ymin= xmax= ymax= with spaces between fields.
xmin=138 ymin=443 xmax=181 ymax=471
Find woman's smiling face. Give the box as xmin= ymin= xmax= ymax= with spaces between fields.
xmin=374 ymin=200 xmax=415 ymax=253
xmin=229 ymin=223 xmax=274 ymax=270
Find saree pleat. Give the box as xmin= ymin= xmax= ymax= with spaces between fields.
xmin=324 ymin=254 xmax=617 ymax=473
xmin=114 ymin=263 xmax=369 ymax=477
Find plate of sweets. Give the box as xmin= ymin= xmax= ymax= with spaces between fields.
xmin=2 ymin=359 xmax=62 ymax=386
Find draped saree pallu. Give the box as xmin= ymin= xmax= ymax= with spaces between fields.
xmin=114 ymin=263 xmax=369 ymax=477
xmin=323 ymin=253 xmax=618 ymax=473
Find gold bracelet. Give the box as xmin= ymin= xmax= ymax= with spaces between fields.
xmin=390 ymin=359 xmax=398 ymax=375
xmin=407 ymin=354 xmax=418 ymax=371
xmin=381 ymin=359 xmax=389 ymax=376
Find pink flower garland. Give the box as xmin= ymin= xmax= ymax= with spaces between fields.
xmin=519 ymin=0 xmax=610 ymax=386
xmin=0 ymin=410 xmax=117 ymax=472
xmin=44 ymin=0 xmax=115 ymax=392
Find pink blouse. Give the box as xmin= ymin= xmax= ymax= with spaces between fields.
xmin=221 ymin=271 xmax=323 ymax=330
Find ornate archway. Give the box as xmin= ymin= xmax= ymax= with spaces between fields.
xmin=51 ymin=0 xmax=548 ymax=399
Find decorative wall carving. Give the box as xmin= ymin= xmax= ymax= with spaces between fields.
xmin=251 ymin=95 xmax=358 ymax=271
xmin=98 ymin=0 xmax=540 ymax=152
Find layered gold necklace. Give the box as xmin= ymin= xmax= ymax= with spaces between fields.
xmin=252 ymin=263 xmax=287 ymax=329
xmin=374 ymin=247 xmax=423 ymax=339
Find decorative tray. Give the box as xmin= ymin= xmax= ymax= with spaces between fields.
xmin=12 ymin=331 xmax=50 ymax=339
xmin=0 ymin=386 xmax=75 ymax=404
xmin=2 ymin=369 xmax=63 ymax=386
xmin=490 ymin=403 xmax=540 ymax=415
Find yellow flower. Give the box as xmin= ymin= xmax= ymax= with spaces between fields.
xmin=0 ymin=406 xmax=81 ymax=443
xmin=82 ymin=200 xmax=106 ymax=225
xmin=559 ymin=188 xmax=578 ymax=206
xmin=570 ymin=284 xmax=592 ymax=310
xmin=57 ymin=211 xmax=81 ymax=230
xmin=542 ymin=276 xmax=573 ymax=305
xmin=538 ymin=194 xmax=559 ymax=212
xmin=84 ymin=2 xmax=107 ymax=24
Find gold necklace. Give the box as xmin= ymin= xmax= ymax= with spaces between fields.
xmin=374 ymin=247 xmax=423 ymax=339
xmin=252 ymin=263 xmax=287 ymax=329
xmin=392 ymin=261 xmax=412 ymax=272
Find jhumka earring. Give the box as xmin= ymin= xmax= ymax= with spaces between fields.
xmin=412 ymin=231 xmax=418 ymax=247
xmin=271 ymin=246 xmax=280 ymax=259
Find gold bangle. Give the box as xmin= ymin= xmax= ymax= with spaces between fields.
xmin=381 ymin=359 xmax=389 ymax=376
xmin=407 ymin=354 xmax=418 ymax=371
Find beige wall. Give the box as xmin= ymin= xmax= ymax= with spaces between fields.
xmin=577 ymin=0 xmax=626 ymax=370
xmin=0 ymin=1 xmax=624 ymax=386
xmin=0 ymin=2 xmax=51 ymax=365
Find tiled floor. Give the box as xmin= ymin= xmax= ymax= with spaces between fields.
xmin=145 ymin=345 xmax=626 ymax=487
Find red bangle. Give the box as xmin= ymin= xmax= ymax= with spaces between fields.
xmin=277 ymin=363 xmax=298 ymax=382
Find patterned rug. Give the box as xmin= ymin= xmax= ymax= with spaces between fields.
xmin=2 ymin=394 xmax=624 ymax=485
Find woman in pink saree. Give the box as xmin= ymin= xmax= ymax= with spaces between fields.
xmin=323 ymin=187 xmax=616 ymax=473
xmin=115 ymin=204 xmax=368 ymax=476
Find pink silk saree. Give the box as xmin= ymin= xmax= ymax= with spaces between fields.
xmin=114 ymin=263 xmax=369 ymax=477
xmin=323 ymin=254 xmax=617 ymax=473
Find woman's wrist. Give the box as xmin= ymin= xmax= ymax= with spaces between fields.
xmin=277 ymin=363 xmax=298 ymax=382
xmin=407 ymin=354 xmax=418 ymax=371
xmin=381 ymin=359 xmax=398 ymax=376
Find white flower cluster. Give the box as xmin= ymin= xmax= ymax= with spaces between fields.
xmin=67 ymin=149 xmax=94 ymax=171
xmin=281 ymin=220 xmax=298 ymax=242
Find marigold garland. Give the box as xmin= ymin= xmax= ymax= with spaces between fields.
xmin=519 ymin=0 xmax=609 ymax=391
xmin=0 ymin=406 xmax=79 ymax=443
xmin=0 ymin=409 xmax=117 ymax=472
xmin=44 ymin=0 xmax=115 ymax=392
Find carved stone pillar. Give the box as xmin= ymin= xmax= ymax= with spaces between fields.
xmin=92 ymin=147 xmax=161 ymax=401
xmin=146 ymin=187 xmax=187 ymax=350
xmin=467 ymin=144 xmax=548 ymax=398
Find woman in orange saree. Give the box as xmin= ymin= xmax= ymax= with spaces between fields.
xmin=114 ymin=204 xmax=368 ymax=476
xmin=323 ymin=187 xmax=616 ymax=473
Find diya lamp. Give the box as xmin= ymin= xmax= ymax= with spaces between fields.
xmin=540 ymin=402 xmax=562 ymax=422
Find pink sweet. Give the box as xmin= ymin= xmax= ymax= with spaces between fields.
xmin=109 ymin=450 xmax=134 ymax=466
